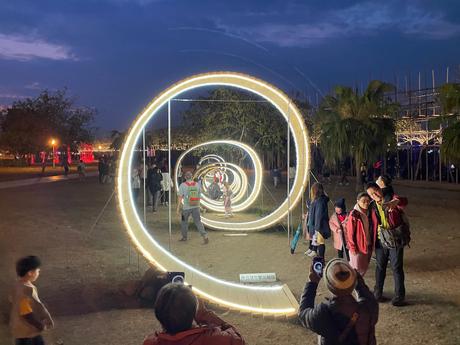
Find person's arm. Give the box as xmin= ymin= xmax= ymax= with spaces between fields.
xmin=354 ymin=272 xmax=379 ymax=317
xmin=195 ymin=300 xmax=245 ymax=344
xmin=298 ymin=267 xmax=334 ymax=337
xmin=18 ymin=297 xmax=44 ymax=331
xmin=345 ymin=213 xmax=357 ymax=255
xmin=329 ymin=215 xmax=340 ymax=234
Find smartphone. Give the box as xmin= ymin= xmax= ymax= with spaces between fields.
xmin=167 ymin=271 xmax=185 ymax=284
xmin=312 ymin=257 xmax=324 ymax=277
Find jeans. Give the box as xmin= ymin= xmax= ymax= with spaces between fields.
xmin=181 ymin=208 xmax=207 ymax=239
xmin=15 ymin=335 xmax=45 ymax=345
xmin=374 ymin=242 xmax=405 ymax=298
xmin=151 ymin=190 xmax=161 ymax=211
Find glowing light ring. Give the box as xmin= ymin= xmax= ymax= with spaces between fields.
xmin=194 ymin=162 xmax=248 ymax=210
xmin=174 ymin=140 xmax=263 ymax=216
xmin=118 ymin=72 xmax=308 ymax=316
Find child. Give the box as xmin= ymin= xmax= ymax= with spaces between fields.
xmin=77 ymin=160 xmax=86 ymax=180
xmin=329 ymin=198 xmax=349 ymax=259
xmin=223 ymin=182 xmax=233 ymax=217
xmin=10 ymin=256 xmax=53 ymax=345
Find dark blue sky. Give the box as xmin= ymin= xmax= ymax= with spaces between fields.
xmin=1 ymin=0 xmax=459 ymax=131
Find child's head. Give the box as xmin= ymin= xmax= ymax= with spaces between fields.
xmin=334 ymin=198 xmax=346 ymax=214
xmin=16 ymin=256 xmax=41 ymax=282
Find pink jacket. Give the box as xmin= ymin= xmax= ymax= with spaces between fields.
xmin=329 ymin=213 xmax=348 ymax=250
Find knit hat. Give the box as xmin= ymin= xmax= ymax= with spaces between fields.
xmin=324 ymin=259 xmax=357 ymax=296
xmin=334 ymin=198 xmax=346 ymax=212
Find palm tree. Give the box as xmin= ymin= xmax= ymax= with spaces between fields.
xmin=316 ymin=80 xmax=397 ymax=189
xmin=438 ymin=83 xmax=460 ymax=164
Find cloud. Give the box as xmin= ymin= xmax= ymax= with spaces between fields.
xmin=223 ymin=2 xmax=460 ymax=47
xmin=0 ymin=33 xmax=77 ymax=61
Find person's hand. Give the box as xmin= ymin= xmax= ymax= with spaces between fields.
xmin=308 ymin=263 xmax=321 ymax=284
xmin=43 ymin=318 xmax=54 ymax=330
xmin=383 ymin=199 xmax=399 ymax=210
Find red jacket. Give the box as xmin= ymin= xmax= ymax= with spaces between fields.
xmin=143 ymin=309 xmax=245 ymax=345
xmin=346 ymin=207 xmax=376 ymax=255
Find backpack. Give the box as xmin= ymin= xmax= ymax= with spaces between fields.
xmin=185 ymin=182 xmax=200 ymax=207
xmin=379 ymin=209 xmax=411 ymax=249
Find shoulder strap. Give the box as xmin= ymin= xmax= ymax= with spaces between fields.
xmin=338 ymin=311 xmax=359 ymax=343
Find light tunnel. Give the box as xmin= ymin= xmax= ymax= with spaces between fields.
xmin=117 ymin=72 xmax=310 ymax=316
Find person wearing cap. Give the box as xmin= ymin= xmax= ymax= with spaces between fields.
xmin=299 ymin=258 xmax=378 ymax=345
xmin=299 ymin=259 xmax=379 ymax=345
xmin=346 ymin=192 xmax=375 ymax=276
xmin=177 ymin=171 xmax=209 ymax=244
xmin=329 ymin=198 xmax=348 ymax=259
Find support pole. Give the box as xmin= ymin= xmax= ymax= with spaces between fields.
xmin=143 ymin=128 xmax=146 ymax=224
xmin=168 ymin=100 xmax=172 ymax=251
xmin=287 ymin=102 xmax=291 ymax=245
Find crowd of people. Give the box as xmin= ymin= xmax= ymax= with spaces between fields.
xmin=10 ymin=169 xmax=411 ymax=345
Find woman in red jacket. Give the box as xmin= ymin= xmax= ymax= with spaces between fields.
xmin=346 ymin=192 xmax=375 ymax=276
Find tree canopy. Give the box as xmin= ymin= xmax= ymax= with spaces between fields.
xmin=316 ymin=80 xmax=398 ymax=187
xmin=0 ymin=89 xmax=95 ymax=155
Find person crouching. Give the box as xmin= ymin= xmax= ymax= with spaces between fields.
xmin=143 ymin=283 xmax=245 ymax=345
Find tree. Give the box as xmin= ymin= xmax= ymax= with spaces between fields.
xmin=316 ymin=81 xmax=397 ymax=189
xmin=0 ymin=89 xmax=95 ymax=156
xmin=438 ymin=83 xmax=460 ymax=164
xmin=182 ymin=88 xmax=291 ymax=168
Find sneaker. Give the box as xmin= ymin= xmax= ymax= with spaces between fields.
xmin=202 ymin=237 xmax=209 ymax=245
xmin=304 ymin=249 xmax=313 ymax=256
xmin=308 ymin=250 xmax=318 ymax=258
xmin=374 ymin=290 xmax=389 ymax=303
xmin=391 ymin=297 xmax=406 ymax=307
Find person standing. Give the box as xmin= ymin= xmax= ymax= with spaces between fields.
xmin=10 ymin=256 xmax=54 ymax=345
xmin=62 ymin=156 xmax=69 ymax=176
xmin=223 ymin=181 xmax=233 ymax=218
xmin=77 ymin=160 xmax=86 ymax=181
xmin=298 ymin=258 xmax=378 ymax=345
xmin=177 ymin=171 xmax=208 ymax=244
xmin=329 ymin=198 xmax=348 ymax=259
xmin=271 ymin=166 xmax=280 ymax=188
xmin=346 ymin=192 xmax=375 ymax=276
xmin=306 ymin=183 xmax=330 ymax=258
xmin=366 ymin=182 xmax=409 ymax=306
xmin=160 ymin=169 xmax=173 ymax=206
xmin=132 ymin=166 xmax=141 ymax=203
xmin=376 ymin=174 xmax=395 ymax=202
xmin=148 ymin=165 xmax=163 ymax=212
xmin=288 ymin=164 xmax=296 ymax=188
xmin=98 ymin=156 xmax=105 ymax=183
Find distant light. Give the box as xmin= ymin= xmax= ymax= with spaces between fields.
xmin=51 ymin=139 xmax=56 ymax=145
xmin=397 ymin=143 xmax=401 ymax=147
xmin=427 ymin=149 xmax=433 ymax=154
xmin=98 ymin=145 xmax=102 ymax=150
xmin=451 ymin=164 xmax=456 ymax=169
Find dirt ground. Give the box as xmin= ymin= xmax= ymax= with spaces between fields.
xmin=0 ymin=175 xmax=459 ymax=345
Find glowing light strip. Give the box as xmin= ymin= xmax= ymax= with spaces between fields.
xmin=117 ymin=72 xmax=307 ymax=316
xmin=174 ymin=140 xmax=263 ymax=217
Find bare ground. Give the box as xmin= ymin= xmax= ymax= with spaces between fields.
xmin=0 ymin=176 xmax=459 ymax=345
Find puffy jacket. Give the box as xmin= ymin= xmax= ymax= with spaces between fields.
xmin=307 ymin=195 xmax=331 ymax=239
xmin=346 ymin=206 xmax=375 ymax=255
xmin=143 ymin=308 xmax=245 ymax=345
xmin=299 ymin=275 xmax=378 ymax=345
xmin=329 ymin=213 xmax=348 ymax=250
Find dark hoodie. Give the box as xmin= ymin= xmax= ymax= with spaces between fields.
xmin=307 ymin=194 xmax=331 ymax=238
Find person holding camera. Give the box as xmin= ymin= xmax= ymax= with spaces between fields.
xmin=365 ymin=182 xmax=409 ymax=307
xmin=143 ymin=283 xmax=245 ymax=345
xmin=298 ymin=258 xmax=378 ymax=345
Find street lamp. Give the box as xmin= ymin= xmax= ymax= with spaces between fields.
xmin=50 ymin=138 xmax=56 ymax=168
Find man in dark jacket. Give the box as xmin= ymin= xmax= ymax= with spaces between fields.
xmin=366 ymin=182 xmax=409 ymax=307
xmin=307 ymin=183 xmax=331 ymax=258
xmin=299 ymin=258 xmax=378 ymax=345
xmin=143 ymin=283 xmax=245 ymax=345
xmin=147 ymin=165 xmax=163 ymax=212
